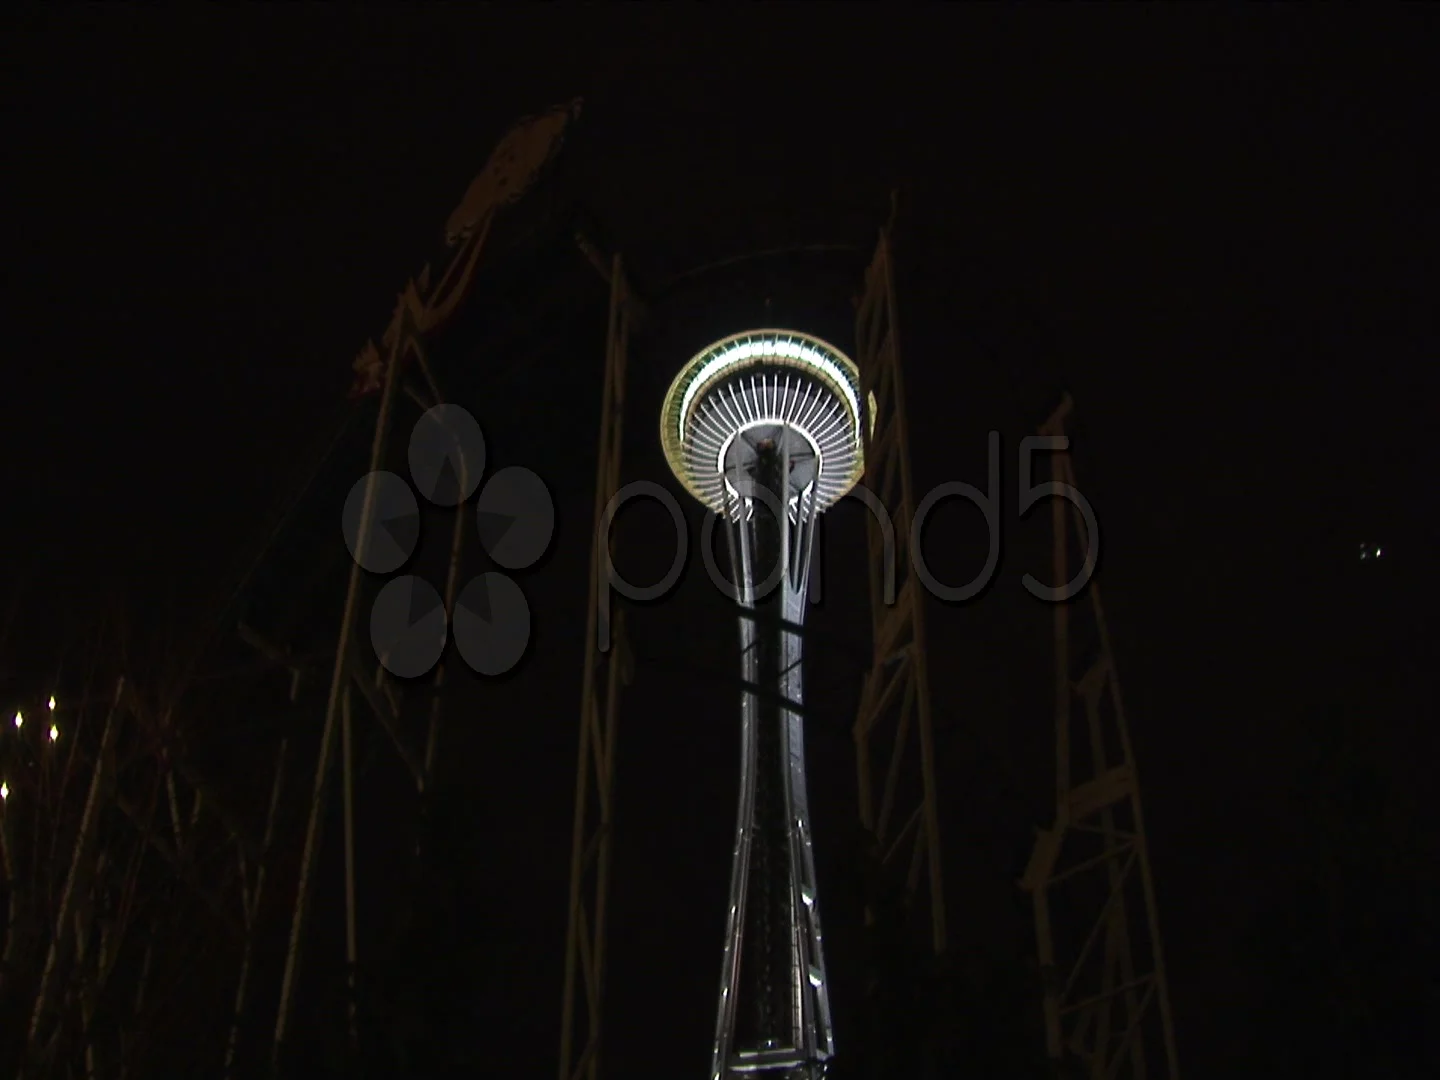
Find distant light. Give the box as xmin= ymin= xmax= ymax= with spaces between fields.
xmin=1375 ymin=547 xmax=1383 ymax=558
xmin=48 ymin=696 xmax=56 ymax=711
xmin=12 ymin=712 xmax=21 ymax=730
xmin=48 ymin=724 xmax=59 ymax=743
xmin=0 ymin=781 xmax=7 ymax=800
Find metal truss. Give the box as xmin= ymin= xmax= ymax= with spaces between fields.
xmin=272 ymin=99 xmax=583 ymax=1070
xmin=558 ymin=247 xmax=638 ymax=1080
xmin=851 ymin=226 xmax=947 ymax=957
xmin=1 ymin=668 xmax=289 ymax=1079
xmin=269 ymin=312 xmax=466 ymax=1067
xmin=0 ymin=99 xmax=584 ymax=1080
xmin=1019 ymin=396 xmax=1180 ymax=1079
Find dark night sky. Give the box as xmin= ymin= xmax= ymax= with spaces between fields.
xmin=5 ymin=6 xmax=1438 ymax=1076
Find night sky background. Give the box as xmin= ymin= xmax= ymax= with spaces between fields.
xmin=5 ymin=6 xmax=1438 ymax=1078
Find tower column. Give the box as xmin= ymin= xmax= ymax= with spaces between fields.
xmin=660 ymin=331 xmax=864 ymax=1080
xmin=714 ymin=437 xmax=831 ymax=1079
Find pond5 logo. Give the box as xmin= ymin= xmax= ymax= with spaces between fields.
xmin=341 ymin=405 xmax=554 ymax=678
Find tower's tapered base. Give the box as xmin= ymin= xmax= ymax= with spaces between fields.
xmin=712 ymin=434 xmax=833 ymax=1080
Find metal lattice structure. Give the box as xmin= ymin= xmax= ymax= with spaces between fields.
xmin=851 ymin=228 xmax=946 ymax=957
xmin=2 ymin=98 xmax=584 ymax=1080
xmin=269 ymin=304 xmax=465 ymax=1066
xmin=1020 ymin=395 xmax=1180 ymax=1078
xmin=0 ymin=647 xmax=305 ymax=1080
xmin=558 ymin=248 xmax=638 ymax=1080
xmin=270 ymin=97 xmax=584 ymax=1071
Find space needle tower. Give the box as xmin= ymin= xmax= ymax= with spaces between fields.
xmin=661 ymin=330 xmax=868 ymax=1079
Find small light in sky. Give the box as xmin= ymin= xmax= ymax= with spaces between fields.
xmin=0 ymin=781 xmax=8 ymax=800
xmin=48 ymin=696 xmax=56 ymax=711
xmin=12 ymin=712 xmax=21 ymax=730
xmin=49 ymin=724 xmax=59 ymax=743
